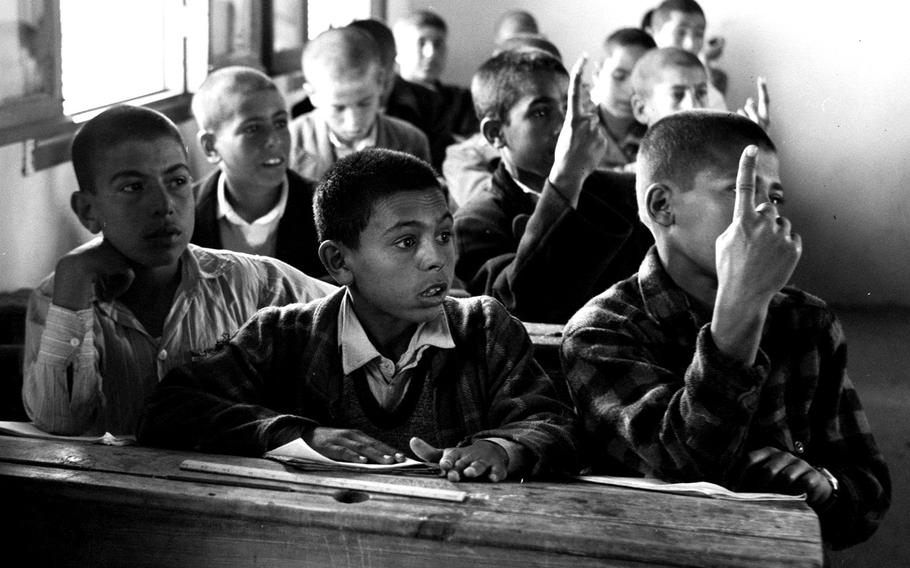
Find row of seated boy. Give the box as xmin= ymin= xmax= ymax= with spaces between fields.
xmin=20 ymin=7 xmax=888 ymax=558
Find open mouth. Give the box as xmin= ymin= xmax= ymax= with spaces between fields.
xmin=419 ymin=284 xmax=447 ymax=298
xmin=145 ymin=225 xmax=182 ymax=239
xmin=262 ymin=157 xmax=284 ymax=167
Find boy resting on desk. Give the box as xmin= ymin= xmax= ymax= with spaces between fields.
xmin=453 ymin=49 xmax=652 ymax=324
xmin=561 ymin=111 xmax=889 ymax=549
xmin=189 ymin=66 xmax=328 ymax=280
xmin=290 ymin=26 xmax=431 ymax=183
xmin=139 ymin=148 xmax=578 ymax=482
xmin=22 ymin=105 xmax=335 ymax=437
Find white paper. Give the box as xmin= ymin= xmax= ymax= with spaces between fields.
xmin=575 ymin=475 xmax=806 ymax=502
xmin=0 ymin=420 xmax=136 ymax=445
xmin=265 ymin=438 xmax=427 ymax=471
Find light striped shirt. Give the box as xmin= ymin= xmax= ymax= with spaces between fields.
xmin=22 ymin=243 xmax=336 ymax=436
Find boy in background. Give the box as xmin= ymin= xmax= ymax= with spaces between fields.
xmin=561 ymin=111 xmax=889 ymax=550
xmin=590 ymin=28 xmax=656 ymax=170
xmin=453 ymin=50 xmax=652 ymax=325
xmin=23 ymin=106 xmax=335 ymax=437
xmin=190 ymin=66 xmax=327 ymax=279
xmin=630 ymin=47 xmax=708 ymax=129
xmin=393 ymin=10 xmax=478 ymax=143
xmin=140 ymin=148 xmax=578 ymax=482
xmin=290 ymin=27 xmax=430 ymax=182
xmin=647 ymin=0 xmax=769 ymax=128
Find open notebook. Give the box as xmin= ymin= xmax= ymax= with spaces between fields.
xmin=0 ymin=421 xmax=136 ymax=445
xmin=575 ymin=475 xmax=806 ymax=502
xmin=265 ymin=438 xmax=438 ymax=473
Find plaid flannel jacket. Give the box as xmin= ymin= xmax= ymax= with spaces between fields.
xmin=139 ymin=289 xmax=579 ymax=478
xmin=561 ymin=247 xmax=890 ymax=549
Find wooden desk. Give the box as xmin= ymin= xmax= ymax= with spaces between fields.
xmin=0 ymin=436 xmax=823 ymax=567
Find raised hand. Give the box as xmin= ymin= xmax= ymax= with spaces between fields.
xmin=711 ymin=145 xmax=801 ymax=363
xmin=52 ymin=238 xmax=136 ymax=310
xmin=737 ymin=446 xmax=834 ymax=506
xmin=548 ymin=54 xmax=609 ymax=207
xmin=410 ymin=436 xmax=509 ymax=482
xmin=737 ymin=76 xmax=770 ymax=130
xmin=302 ymin=427 xmax=406 ymax=464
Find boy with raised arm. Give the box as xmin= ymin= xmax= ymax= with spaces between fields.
xmin=140 ymin=148 xmax=578 ymax=482
xmin=290 ymin=27 xmax=430 ymax=182
xmin=561 ymin=111 xmax=889 ymax=550
xmin=22 ymin=106 xmax=335 ymax=437
xmin=190 ymin=66 xmax=327 ymax=279
xmin=454 ymin=50 xmax=651 ymax=324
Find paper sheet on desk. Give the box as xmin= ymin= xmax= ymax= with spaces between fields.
xmin=265 ymin=438 xmax=431 ymax=471
xmin=0 ymin=420 xmax=136 ymax=445
xmin=575 ymin=475 xmax=806 ymax=501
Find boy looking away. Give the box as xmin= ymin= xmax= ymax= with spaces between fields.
xmin=140 ymin=148 xmax=578 ymax=482
xmin=561 ymin=111 xmax=890 ymax=550
xmin=590 ymin=27 xmax=656 ymax=169
xmin=454 ymin=50 xmax=652 ymax=324
xmin=23 ymin=105 xmax=335 ymax=437
xmin=190 ymin=66 xmax=327 ymax=279
xmin=290 ymin=27 xmax=430 ymax=182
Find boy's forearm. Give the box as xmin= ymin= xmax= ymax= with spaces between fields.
xmin=710 ymin=289 xmax=772 ymax=365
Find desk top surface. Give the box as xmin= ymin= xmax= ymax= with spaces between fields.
xmin=0 ymin=435 xmax=822 ymax=567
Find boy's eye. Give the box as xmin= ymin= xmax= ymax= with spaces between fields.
xmin=275 ymin=118 xmax=288 ymax=129
xmin=395 ymin=236 xmax=417 ymax=249
xmin=695 ymin=86 xmax=708 ymax=102
xmin=168 ymin=176 xmax=191 ymax=189
xmin=436 ymin=231 xmax=452 ymax=244
xmin=243 ymin=124 xmax=261 ymax=135
xmin=611 ymin=70 xmax=629 ymax=82
xmin=771 ymin=194 xmax=786 ymax=206
xmin=120 ymin=182 xmax=143 ymax=193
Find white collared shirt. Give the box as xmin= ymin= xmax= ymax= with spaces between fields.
xmin=338 ymin=288 xmax=454 ymax=411
xmin=327 ymin=122 xmax=378 ymax=161
xmin=215 ymin=173 xmax=289 ymax=257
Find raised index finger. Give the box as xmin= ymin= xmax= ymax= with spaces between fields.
xmin=567 ymin=54 xmax=588 ymax=119
xmin=734 ymin=145 xmax=758 ymax=220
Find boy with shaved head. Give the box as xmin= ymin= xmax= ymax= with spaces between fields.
xmin=630 ymin=46 xmax=708 ymax=127
xmin=190 ymin=65 xmax=327 ymax=279
xmin=561 ymin=111 xmax=890 ymax=551
xmin=290 ymin=27 xmax=430 ymax=182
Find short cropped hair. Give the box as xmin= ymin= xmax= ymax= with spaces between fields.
xmin=471 ymin=49 xmax=568 ymax=122
xmin=314 ymin=148 xmax=443 ymax=248
xmin=494 ymin=10 xmax=539 ymax=44
xmin=605 ymin=27 xmax=657 ymax=55
xmin=637 ymin=110 xmax=776 ymax=218
xmin=651 ymin=0 xmax=706 ymax=30
xmin=493 ymin=33 xmax=562 ymax=60
xmin=631 ymin=47 xmax=704 ymax=99
xmin=71 ymin=105 xmax=186 ymax=194
xmin=396 ymin=9 xmax=447 ymax=34
xmin=191 ymin=66 xmax=280 ymax=132
xmin=348 ymin=19 xmax=397 ymax=72
xmin=302 ymin=26 xmax=380 ymax=85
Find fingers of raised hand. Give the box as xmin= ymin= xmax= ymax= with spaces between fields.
xmin=734 ymin=145 xmax=759 ymax=220
xmin=567 ymin=54 xmax=589 ymax=119
xmin=757 ymin=76 xmax=770 ymax=119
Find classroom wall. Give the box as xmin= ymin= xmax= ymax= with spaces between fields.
xmin=389 ymin=0 xmax=910 ymax=308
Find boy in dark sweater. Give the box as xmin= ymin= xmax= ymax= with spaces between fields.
xmin=140 ymin=148 xmax=578 ymax=482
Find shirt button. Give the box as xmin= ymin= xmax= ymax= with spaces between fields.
xmin=157 ymin=349 xmax=168 ymax=361
xmin=380 ymin=360 xmax=393 ymax=374
xmin=69 ymin=338 xmax=80 ymax=347
xmin=794 ymin=441 xmax=805 ymax=454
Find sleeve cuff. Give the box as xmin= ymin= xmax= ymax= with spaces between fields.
xmin=481 ymin=437 xmax=528 ymax=475
xmin=38 ymin=304 xmax=94 ymax=363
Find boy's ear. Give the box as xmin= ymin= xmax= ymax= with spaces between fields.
xmin=71 ymin=191 xmax=102 ymax=234
xmin=318 ymin=240 xmax=354 ymax=286
xmin=631 ymin=93 xmax=650 ymax=126
xmin=645 ymin=182 xmax=674 ymax=227
xmin=480 ymin=117 xmax=505 ymax=148
xmin=198 ymin=131 xmax=221 ymax=164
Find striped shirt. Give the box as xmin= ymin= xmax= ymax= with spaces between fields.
xmin=22 ymin=243 xmax=336 ymax=437
xmin=561 ymin=247 xmax=890 ymax=549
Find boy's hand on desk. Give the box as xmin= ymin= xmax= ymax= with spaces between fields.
xmin=302 ymin=427 xmax=405 ymax=465
xmin=549 ymin=55 xmax=608 ymax=207
xmin=53 ymin=238 xmax=135 ymax=310
xmin=410 ymin=437 xmax=509 ymax=482
xmin=737 ymin=447 xmax=833 ymax=506
xmin=737 ymin=76 xmax=770 ymax=130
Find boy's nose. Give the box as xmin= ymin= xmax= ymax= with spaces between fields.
xmin=680 ymin=91 xmax=698 ymax=110
xmin=149 ymin=181 xmax=175 ymax=215
xmin=419 ymin=241 xmax=450 ymax=271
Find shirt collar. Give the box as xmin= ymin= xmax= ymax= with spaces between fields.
xmin=215 ymin=172 xmax=289 ymax=227
xmin=338 ymin=287 xmax=455 ymax=375
xmin=326 ymin=121 xmax=377 ymax=153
